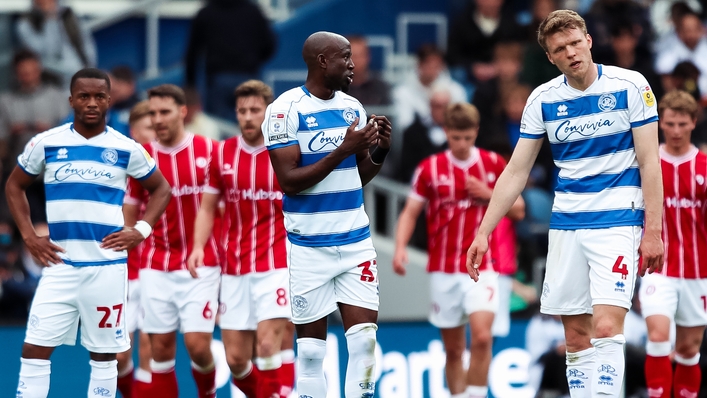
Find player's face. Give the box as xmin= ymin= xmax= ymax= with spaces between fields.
xmin=130 ymin=115 xmax=156 ymax=145
xmin=660 ymin=108 xmax=695 ymax=153
xmin=325 ymin=40 xmax=355 ymax=93
xmin=236 ymin=95 xmax=267 ymax=146
xmin=445 ymin=127 xmax=478 ymax=160
xmin=149 ymin=96 xmax=186 ymax=143
xmin=545 ymin=28 xmax=593 ymax=83
xmin=69 ymin=78 xmax=110 ymax=128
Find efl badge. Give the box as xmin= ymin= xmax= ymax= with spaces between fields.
xmin=268 ymin=112 xmax=288 ymax=141
xmin=642 ymin=85 xmax=655 ymax=107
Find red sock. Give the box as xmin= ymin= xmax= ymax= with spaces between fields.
xmin=132 ymin=368 xmax=152 ymax=398
xmin=257 ymin=367 xmax=282 ymax=398
xmin=151 ymin=365 xmax=179 ymax=398
xmin=674 ymin=356 xmax=701 ymax=398
xmin=645 ymin=354 xmax=672 ymax=397
xmin=278 ymin=361 xmax=295 ymax=397
xmin=191 ymin=364 xmax=217 ymax=398
xmin=233 ymin=364 xmax=261 ymax=398
xmin=117 ymin=372 xmax=134 ymax=398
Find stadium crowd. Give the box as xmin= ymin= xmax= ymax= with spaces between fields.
xmin=2 ymin=0 xmax=707 ymax=397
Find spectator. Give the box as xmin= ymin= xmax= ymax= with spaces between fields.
xmin=583 ymin=0 xmax=654 ymax=64
xmin=109 ymin=65 xmax=141 ymax=129
xmin=185 ymin=88 xmax=220 ymax=140
xmin=346 ymin=35 xmax=392 ymax=106
xmin=184 ymin=0 xmax=276 ymax=121
xmin=655 ymin=10 xmax=707 ymax=102
xmin=392 ymin=44 xmax=467 ymax=132
xmin=519 ymin=0 xmax=561 ymax=88
xmin=447 ymin=0 xmax=525 ymax=83
xmin=128 ymin=100 xmax=156 ymax=145
xmin=651 ymin=0 xmax=701 ymax=50
xmin=14 ymin=0 xmax=97 ymax=90
xmin=0 ymin=49 xmax=67 ymax=180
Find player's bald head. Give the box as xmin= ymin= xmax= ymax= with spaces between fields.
xmin=302 ymin=31 xmax=349 ymax=67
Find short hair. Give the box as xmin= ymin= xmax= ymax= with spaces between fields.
xmin=70 ymin=68 xmax=111 ymax=94
xmin=234 ymin=80 xmax=274 ymax=106
xmin=537 ymin=9 xmax=588 ymax=52
xmin=147 ymin=84 xmax=186 ymax=106
xmin=416 ymin=43 xmax=445 ymax=63
xmin=658 ymin=90 xmax=699 ymax=120
xmin=677 ymin=10 xmax=702 ymax=31
xmin=444 ymin=102 xmax=480 ymax=130
xmin=12 ymin=48 xmax=40 ymax=67
xmin=110 ymin=65 xmax=135 ymax=83
xmin=129 ymin=100 xmax=151 ymax=126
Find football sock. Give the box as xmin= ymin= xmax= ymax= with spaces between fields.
xmin=591 ymin=334 xmax=626 ymax=396
xmin=133 ymin=368 xmax=152 ymax=398
xmin=88 ymin=360 xmax=118 ymax=398
xmin=344 ymin=323 xmax=378 ymax=398
xmin=255 ymin=354 xmax=283 ymax=398
xmin=150 ymin=359 xmax=178 ymax=398
xmin=466 ymin=385 xmax=489 ymax=397
xmin=17 ymin=358 xmax=51 ymax=398
xmin=191 ymin=361 xmax=216 ymax=398
xmin=644 ymin=341 xmax=672 ymax=398
xmin=296 ymin=338 xmax=327 ymax=398
xmin=233 ymin=360 xmax=260 ymax=398
xmin=565 ymin=347 xmax=595 ymax=398
xmin=674 ymin=353 xmax=701 ymax=398
xmin=279 ymin=349 xmax=295 ymax=397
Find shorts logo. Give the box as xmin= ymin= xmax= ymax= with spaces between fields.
xmin=598 ymin=375 xmax=613 ymax=386
xmin=101 ymin=149 xmax=118 ymax=165
xmin=292 ymin=295 xmax=308 ymax=314
xmin=615 ymin=281 xmax=625 ymax=292
xmin=92 ymin=387 xmax=112 ymax=396
xmin=569 ymin=379 xmax=585 ymax=389
xmin=28 ymin=315 xmax=39 ymax=330
xmin=542 ymin=283 xmax=550 ymax=299
xmin=343 ymin=108 xmax=357 ymax=125
xmin=645 ymin=285 xmax=656 ymax=295
xmin=598 ymin=93 xmax=617 ymax=112
xmin=115 ymin=329 xmax=124 ymax=340
xmin=598 ymin=364 xmax=618 ymax=376
xmin=219 ymin=303 xmax=227 ymax=315
xmin=567 ymin=369 xmax=587 ymax=379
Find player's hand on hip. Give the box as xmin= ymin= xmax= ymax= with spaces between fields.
xmin=101 ymin=227 xmax=144 ymax=252
xmin=25 ymin=234 xmax=65 ymax=267
xmin=340 ymin=117 xmax=378 ymax=156
xmin=187 ymin=248 xmax=204 ymax=279
xmin=466 ymin=235 xmax=489 ymax=282
xmin=392 ymin=248 xmax=408 ymax=276
xmin=370 ymin=115 xmax=392 ymax=149
xmin=638 ymin=231 xmax=664 ymax=276
xmin=465 ymin=175 xmax=492 ymax=202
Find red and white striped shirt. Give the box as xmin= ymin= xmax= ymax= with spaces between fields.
xmin=126 ymin=133 xmax=219 ymax=272
xmin=410 ymin=148 xmax=506 ymax=274
xmin=205 ymin=137 xmax=287 ymax=275
xmin=660 ymin=145 xmax=707 ymax=279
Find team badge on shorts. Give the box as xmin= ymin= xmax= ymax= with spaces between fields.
xmin=101 ymin=148 xmax=119 ymax=165
xmin=598 ymin=93 xmax=617 ymax=112
xmin=292 ymin=295 xmax=308 ymax=314
xmin=28 ymin=314 xmax=39 ymax=329
xmin=343 ymin=108 xmax=357 ymax=125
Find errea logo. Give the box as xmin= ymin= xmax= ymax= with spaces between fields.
xmin=557 ymin=104 xmax=568 ymax=117
xmin=305 ymin=116 xmax=318 ymax=128
xmin=57 ymin=148 xmax=68 ymax=159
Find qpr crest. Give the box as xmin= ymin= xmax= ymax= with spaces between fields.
xmin=101 ymin=148 xmax=118 ymax=165
xmin=598 ymin=93 xmax=617 ymax=112
xmin=343 ymin=107 xmax=357 ymax=125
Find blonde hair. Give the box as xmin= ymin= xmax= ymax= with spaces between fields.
xmin=659 ymin=90 xmax=699 ymax=120
xmin=537 ymin=9 xmax=588 ymax=52
xmin=128 ymin=100 xmax=151 ymax=126
xmin=444 ymin=102 xmax=480 ymax=130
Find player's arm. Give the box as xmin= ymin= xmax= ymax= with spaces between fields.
xmin=357 ymin=115 xmax=392 ymax=186
xmin=466 ymin=137 xmax=543 ymax=280
xmin=187 ymin=192 xmax=220 ymax=278
xmin=269 ymin=117 xmax=378 ymax=195
xmin=5 ymin=166 xmax=64 ymax=266
xmin=393 ymin=197 xmax=426 ymax=276
xmin=633 ymin=121 xmax=664 ymax=275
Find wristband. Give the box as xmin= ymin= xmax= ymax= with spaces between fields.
xmin=370 ymin=146 xmax=389 ymax=165
xmin=133 ymin=220 xmax=152 ymax=239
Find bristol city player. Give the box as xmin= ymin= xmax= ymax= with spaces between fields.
xmin=639 ymin=90 xmax=707 ymax=398
xmin=188 ymin=80 xmax=295 ymax=398
xmin=125 ymin=84 xmax=219 ymax=398
xmin=393 ymin=102 xmax=524 ymax=398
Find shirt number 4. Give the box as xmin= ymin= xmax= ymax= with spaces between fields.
xmin=612 ymin=256 xmax=629 ymax=280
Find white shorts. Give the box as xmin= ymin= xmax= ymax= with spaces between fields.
xmin=126 ymin=279 xmax=143 ymax=334
xmin=140 ymin=266 xmax=220 ymax=334
xmin=541 ymin=226 xmax=641 ymax=315
xmin=219 ymin=269 xmax=291 ymax=330
xmin=25 ymin=263 xmax=130 ymax=354
xmin=429 ymin=271 xmax=499 ymax=329
xmin=639 ymin=273 xmax=707 ymax=327
xmin=287 ymin=237 xmax=378 ymax=324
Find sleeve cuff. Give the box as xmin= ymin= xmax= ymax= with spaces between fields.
xmin=135 ymin=165 xmax=156 ymax=181
xmin=519 ymin=132 xmax=545 ymax=140
xmin=630 ymin=116 xmax=659 ymax=128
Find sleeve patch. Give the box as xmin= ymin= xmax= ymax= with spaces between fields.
xmin=268 ymin=113 xmax=288 ymax=141
xmin=642 ymin=86 xmax=655 ymax=107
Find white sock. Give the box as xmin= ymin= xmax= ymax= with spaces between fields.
xmin=150 ymin=359 xmax=175 ymax=374
xmin=135 ymin=368 xmax=152 ymax=383
xmin=451 ymin=393 xmax=468 ymax=398
xmin=88 ymin=360 xmax=118 ymax=398
xmin=255 ymin=354 xmax=283 ymax=371
xmin=297 ymin=338 xmax=327 ymax=398
xmin=565 ymin=347 xmax=595 ymax=398
xmin=344 ymin=323 xmax=378 ymax=398
xmin=191 ymin=360 xmax=215 ymax=373
xmin=281 ymin=348 xmax=295 ymax=364
xmin=18 ymin=358 xmax=51 ymax=398
xmin=591 ymin=334 xmax=625 ymax=396
xmin=466 ymin=385 xmax=488 ymax=397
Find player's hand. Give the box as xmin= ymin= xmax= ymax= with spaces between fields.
xmin=370 ymin=115 xmax=392 ymax=149
xmin=392 ymin=248 xmax=408 ymax=276
xmin=187 ymin=248 xmax=204 ymax=279
xmin=24 ymin=234 xmax=65 ymax=267
xmin=638 ymin=230 xmax=664 ymax=276
xmin=101 ymin=227 xmax=144 ymax=252
xmin=340 ymin=117 xmax=378 ymax=156
xmin=466 ymin=234 xmax=489 ymax=282
xmin=465 ymin=176 xmax=492 ymax=203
